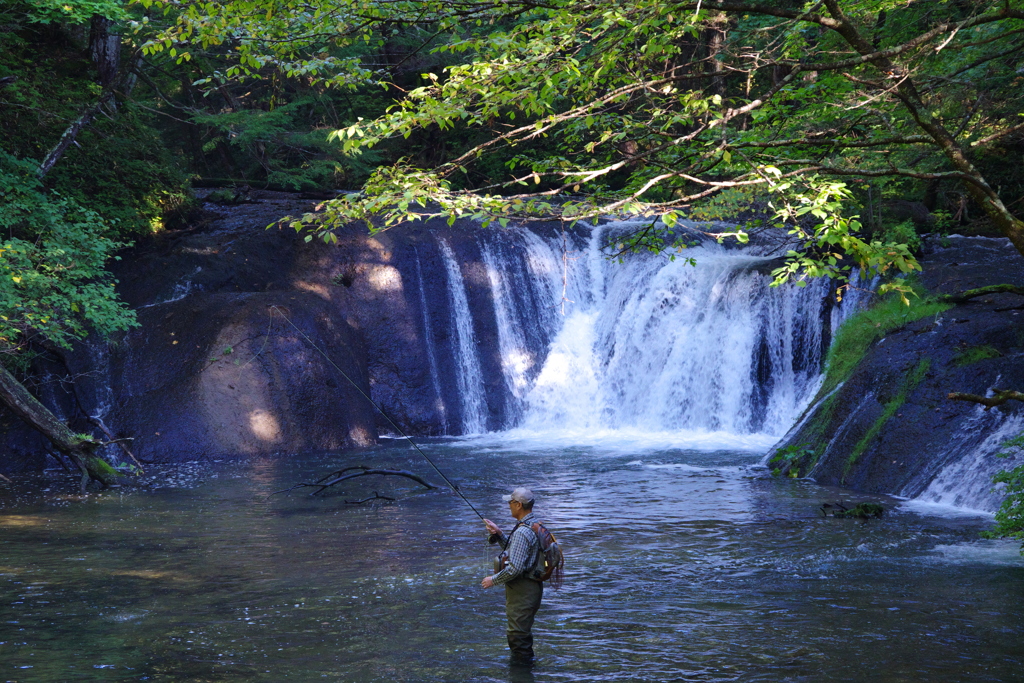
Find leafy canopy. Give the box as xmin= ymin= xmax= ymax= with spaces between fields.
xmin=0 ymin=152 xmax=137 ymax=353
xmin=141 ymin=0 xmax=1024 ymax=287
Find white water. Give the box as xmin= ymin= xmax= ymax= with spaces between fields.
xmin=465 ymin=221 xmax=830 ymax=451
xmin=911 ymin=409 xmax=1024 ymax=511
xmin=437 ymin=238 xmax=488 ymax=433
xmin=480 ymin=232 xmax=562 ymax=425
xmin=413 ymin=247 xmax=449 ymax=434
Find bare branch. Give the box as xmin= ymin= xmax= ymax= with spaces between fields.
xmin=273 ymin=466 xmax=437 ymax=496
xmin=972 ymin=121 xmax=1024 ymax=148
xmin=948 ymin=390 xmax=1024 ymax=410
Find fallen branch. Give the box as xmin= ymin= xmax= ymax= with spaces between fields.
xmin=272 ymin=465 xmax=437 ymax=496
xmin=0 ymin=472 xmax=12 ymax=483
xmin=937 ymin=284 xmax=1024 ymax=304
xmin=948 ymin=389 xmax=1024 ymax=409
xmin=345 ymin=491 xmax=396 ymax=504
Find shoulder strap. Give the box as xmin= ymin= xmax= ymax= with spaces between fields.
xmin=501 ymin=520 xmax=523 ymax=551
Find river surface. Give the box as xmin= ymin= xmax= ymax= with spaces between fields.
xmin=2 ymin=437 xmax=1023 ymax=682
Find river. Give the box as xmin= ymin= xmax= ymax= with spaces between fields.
xmin=2 ymin=435 xmax=1022 ymax=682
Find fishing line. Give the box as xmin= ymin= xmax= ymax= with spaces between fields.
xmin=268 ymin=305 xmax=487 ymax=522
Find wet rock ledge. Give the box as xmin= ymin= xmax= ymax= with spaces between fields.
xmin=0 ymin=191 xmax=524 ymax=472
xmin=770 ymin=235 xmax=1024 ymax=510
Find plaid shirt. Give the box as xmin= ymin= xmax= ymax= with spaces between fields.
xmin=489 ymin=512 xmax=540 ymax=586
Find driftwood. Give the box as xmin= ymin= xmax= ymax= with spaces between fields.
xmin=948 ymin=389 xmax=1024 ymax=410
xmin=0 ymin=362 xmax=123 ymax=492
xmin=273 ymin=465 xmax=437 ymax=496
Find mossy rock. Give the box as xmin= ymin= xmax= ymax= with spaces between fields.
xmin=823 ymin=502 xmax=885 ymax=519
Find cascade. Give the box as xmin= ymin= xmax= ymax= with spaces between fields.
xmin=453 ymin=220 xmax=832 ymax=445
xmin=437 ymin=238 xmax=488 ymax=433
xmin=909 ymin=409 xmax=1024 ymax=511
xmin=480 ymin=229 xmax=566 ymax=427
xmin=414 ymin=247 xmax=449 ymax=434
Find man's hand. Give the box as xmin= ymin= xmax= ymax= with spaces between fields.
xmin=481 ymin=576 xmax=495 ymax=588
xmin=483 ymin=518 xmax=501 ymax=536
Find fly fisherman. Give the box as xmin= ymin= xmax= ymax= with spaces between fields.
xmin=481 ymin=487 xmax=543 ymax=664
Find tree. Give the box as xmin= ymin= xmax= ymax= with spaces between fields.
xmin=142 ymin=0 xmax=1024 ymax=290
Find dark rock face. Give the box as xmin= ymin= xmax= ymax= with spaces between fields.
xmin=771 ymin=236 xmax=1024 ymax=509
xmin=0 ymin=192 xmax=517 ymax=472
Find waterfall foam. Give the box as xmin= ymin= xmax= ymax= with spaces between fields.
xmin=910 ymin=409 xmax=1024 ymax=512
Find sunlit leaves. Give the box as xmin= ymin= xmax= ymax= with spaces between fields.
xmin=0 ymin=152 xmax=137 ymax=352
xmin=145 ymin=0 xmax=1022 ymax=283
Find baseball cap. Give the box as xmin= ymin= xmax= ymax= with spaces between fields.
xmin=502 ymin=487 xmax=535 ymax=504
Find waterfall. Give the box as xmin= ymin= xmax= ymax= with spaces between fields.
xmin=458 ymin=220 xmax=830 ymax=447
xmin=909 ymin=408 xmax=1024 ymax=512
xmin=480 ymin=229 xmax=565 ymax=427
xmin=437 ymin=238 xmax=488 ymax=433
xmin=414 ymin=247 xmax=449 ymax=434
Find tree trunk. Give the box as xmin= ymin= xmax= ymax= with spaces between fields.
xmin=89 ymin=15 xmax=120 ymax=88
xmin=0 ymin=363 xmax=121 ymax=491
xmin=37 ymin=37 xmax=142 ymax=180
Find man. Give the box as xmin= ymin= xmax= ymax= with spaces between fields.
xmin=481 ymin=486 xmax=543 ymax=664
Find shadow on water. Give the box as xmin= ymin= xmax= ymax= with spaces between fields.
xmin=1 ymin=439 xmax=1023 ymax=682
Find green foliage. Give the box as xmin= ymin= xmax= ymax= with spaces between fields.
xmin=134 ymin=0 xmax=1024 ymax=274
xmin=191 ymin=98 xmax=381 ymax=191
xmin=769 ymin=443 xmax=817 ymax=478
xmin=982 ymin=433 xmax=1024 ymax=554
xmin=0 ymin=151 xmax=137 ymax=351
xmin=19 ymin=0 xmax=126 ymax=25
xmin=0 ymin=12 xmax=192 ymax=234
xmin=765 ymin=178 xmax=920 ymax=292
xmin=875 ymin=220 xmax=921 ymax=254
xmin=821 ymin=285 xmax=951 ymax=397
xmin=953 ymin=345 xmax=1003 ymax=367
xmin=844 ymin=357 xmax=931 ymax=481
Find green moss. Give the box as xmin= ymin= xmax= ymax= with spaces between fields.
xmin=843 ymin=358 xmax=931 ymax=482
xmin=85 ymin=456 xmax=118 ymax=477
xmin=820 ymin=283 xmax=950 ymax=397
xmin=953 ymin=345 xmax=1002 ymax=366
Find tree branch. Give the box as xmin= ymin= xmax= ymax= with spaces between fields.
xmin=273 ymin=465 xmax=437 ymax=496
xmin=937 ymin=284 xmax=1024 ymax=303
xmin=948 ymin=390 xmax=1024 ymax=410
xmin=972 ymin=121 xmax=1024 ymax=148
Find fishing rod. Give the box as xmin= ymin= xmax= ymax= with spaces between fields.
xmin=268 ymin=305 xmax=487 ymax=522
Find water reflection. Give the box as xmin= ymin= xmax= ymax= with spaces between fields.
xmin=0 ymin=440 xmax=1022 ymax=681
